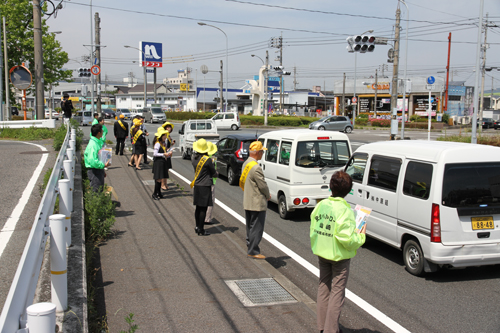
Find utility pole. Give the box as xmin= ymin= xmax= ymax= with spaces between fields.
xmin=479 ymin=12 xmax=490 ymax=133
xmin=444 ymin=33 xmax=452 ymax=114
xmin=390 ymin=5 xmax=401 ymax=139
xmin=264 ymin=50 xmax=269 ymax=126
xmin=471 ymin=0 xmax=484 ymax=144
xmin=293 ymin=66 xmax=298 ymax=91
xmin=220 ymin=60 xmax=224 ymax=111
xmin=0 ymin=15 xmax=3 ymax=121
xmin=154 ymin=68 xmax=157 ymax=104
xmin=342 ymin=73 xmax=346 ymax=116
xmin=374 ymin=69 xmax=378 ymax=115
xmin=3 ymin=17 xmax=9 ymax=120
xmin=279 ymin=33 xmax=283 ymax=113
xmin=33 ymin=0 xmax=45 ymax=120
xmin=95 ymin=12 xmax=101 ymax=114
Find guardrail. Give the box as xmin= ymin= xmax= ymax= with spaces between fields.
xmin=0 ymin=119 xmax=57 ymax=129
xmin=0 ymin=125 xmax=75 ymax=332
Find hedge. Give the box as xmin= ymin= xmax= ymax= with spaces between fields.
xmin=370 ymin=119 xmax=391 ymax=127
xmin=165 ymin=112 xmax=318 ymax=127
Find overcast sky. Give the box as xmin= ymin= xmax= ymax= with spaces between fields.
xmin=47 ymin=0 xmax=500 ymax=91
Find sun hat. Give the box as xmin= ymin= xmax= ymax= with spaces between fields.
xmin=119 ymin=114 xmax=125 ymax=119
xmin=207 ymin=141 xmax=218 ymax=156
xmin=155 ymin=128 xmax=169 ymax=138
xmin=249 ymin=141 xmax=267 ymax=151
xmin=193 ymin=138 xmax=216 ymax=154
xmin=162 ymin=121 xmax=174 ymax=130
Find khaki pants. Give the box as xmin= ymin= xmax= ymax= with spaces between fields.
xmin=317 ymin=257 xmax=350 ymax=333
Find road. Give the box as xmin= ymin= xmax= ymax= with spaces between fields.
xmin=86 ymin=121 xmax=500 ymax=333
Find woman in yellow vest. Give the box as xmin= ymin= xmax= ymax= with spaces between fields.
xmin=160 ymin=122 xmax=175 ymax=190
xmin=310 ymin=171 xmax=366 ymax=333
xmin=131 ymin=121 xmax=146 ymax=170
xmin=151 ymin=128 xmax=172 ymax=200
xmin=191 ymin=138 xmax=218 ymax=236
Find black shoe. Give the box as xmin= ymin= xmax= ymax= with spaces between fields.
xmin=197 ymin=229 xmax=210 ymax=236
xmin=204 ymin=221 xmax=214 ymax=225
xmin=152 ymin=193 xmax=160 ymax=201
xmin=115 ymin=152 xmax=118 ymax=155
xmin=120 ymin=153 xmax=124 ymax=156
xmin=144 ymin=161 xmax=150 ymax=165
xmin=158 ymin=193 xmax=164 ymax=199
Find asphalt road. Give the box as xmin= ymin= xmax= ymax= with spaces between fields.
xmin=86 ymin=121 xmax=500 ymax=333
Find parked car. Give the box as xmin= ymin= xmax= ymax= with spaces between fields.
xmin=493 ymin=119 xmax=500 ymax=130
xmin=74 ymin=111 xmax=93 ymax=126
xmin=215 ymin=133 xmax=259 ymax=185
xmin=102 ymin=109 xmax=116 ymax=119
xmin=116 ymin=108 xmax=132 ymax=120
xmin=309 ymin=116 xmax=353 ymax=133
xmin=344 ymin=140 xmax=500 ymax=276
xmin=143 ymin=107 xmax=167 ymax=123
xmin=44 ymin=107 xmax=60 ymax=120
xmin=481 ymin=117 xmax=494 ymax=129
xmin=10 ymin=106 xmax=19 ymax=116
xmin=130 ymin=109 xmax=144 ymax=118
xmin=178 ymin=119 xmax=219 ymax=159
xmin=211 ymin=112 xmax=240 ymax=130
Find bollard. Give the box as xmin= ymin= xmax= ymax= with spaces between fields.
xmin=58 ymin=179 xmax=72 ymax=248
xmin=62 ymin=160 xmax=74 ymax=213
xmin=71 ymin=133 xmax=76 ymax=141
xmin=67 ymin=147 xmax=75 ymax=171
xmin=49 ymin=214 xmax=67 ymax=312
xmin=69 ymin=139 xmax=75 ymax=151
xmin=71 ymin=128 xmax=75 ymax=137
xmin=26 ymin=302 xmax=56 ymax=333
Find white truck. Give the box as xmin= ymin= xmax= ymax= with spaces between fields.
xmin=178 ymin=119 xmax=220 ymax=159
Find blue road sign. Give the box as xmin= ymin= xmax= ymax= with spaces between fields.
xmin=139 ymin=41 xmax=163 ymax=67
xmin=146 ymin=69 xmax=154 ymax=73
xmin=426 ymin=76 xmax=435 ymax=85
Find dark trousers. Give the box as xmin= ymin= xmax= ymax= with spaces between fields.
xmin=87 ymin=168 xmax=105 ymax=193
xmin=115 ymin=137 xmax=125 ymax=155
xmin=143 ymin=141 xmax=148 ymax=163
xmin=317 ymin=257 xmax=350 ymax=333
xmin=245 ymin=210 xmax=266 ymax=255
xmin=195 ymin=206 xmax=208 ymax=232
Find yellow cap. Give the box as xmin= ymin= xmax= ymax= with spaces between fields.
xmin=119 ymin=114 xmax=125 ymax=119
xmin=249 ymin=141 xmax=267 ymax=151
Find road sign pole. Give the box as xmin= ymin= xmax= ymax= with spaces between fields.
xmin=428 ymin=88 xmax=432 ymax=141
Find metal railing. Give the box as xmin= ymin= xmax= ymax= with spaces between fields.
xmin=0 ymin=125 xmax=74 ymax=332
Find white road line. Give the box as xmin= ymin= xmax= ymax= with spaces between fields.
xmin=0 ymin=142 xmax=48 ymax=259
xmin=168 ymin=166 xmax=411 ymax=333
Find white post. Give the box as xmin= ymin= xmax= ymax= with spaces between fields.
xmin=26 ymin=302 xmax=56 ymax=333
xmin=428 ymin=89 xmax=432 ymax=141
xmin=67 ymin=148 xmax=75 ymax=171
xmin=49 ymin=214 xmax=67 ymax=312
xmin=63 ymin=160 xmax=74 ymax=208
xmin=58 ymin=179 xmax=72 ymax=248
xmin=69 ymin=139 xmax=75 ymax=152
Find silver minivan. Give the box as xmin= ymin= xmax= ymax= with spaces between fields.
xmin=309 ymin=116 xmax=353 ymax=133
xmin=144 ymin=107 xmax=166 ymax=123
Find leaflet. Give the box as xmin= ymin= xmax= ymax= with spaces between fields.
xmin=354 ymin=204 xmax=372 ymax=230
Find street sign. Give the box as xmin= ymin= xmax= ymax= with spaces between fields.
xmin=140 ymin=41 xmax=163 ymax=68
xmin=146 ymin=69 xmax=154 ymax=73
xmin=426 ymin=76 xmax=435 ymax=85
xmin=90 ymin=65 xmax=101 ymax=76
xmin=352 ymin=97 xmax=357 ymax=104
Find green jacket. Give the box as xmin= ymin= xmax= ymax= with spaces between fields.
xmin=310 ymin=197 xmax=365 ymax=261
xmin=84 ymin=136 xmax=105 ymax=169
xmin=92 ymin=118 xmax=99 ymax=125
xmin=90 ymin=124 xmax=107 ymax=144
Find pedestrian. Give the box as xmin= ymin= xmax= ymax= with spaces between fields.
xmin=128 ymin=118 xmax=141 ymax=167
xmin=114 ymin=114 xmax=129 ymax=156
xmin=60 ymin=93 xmax=73 ymax=126
xmin=140 ymin=116 xmax=150 ymax=165
xmin=240 ymin=141 xmax=270 ymax=259
xmin=204 ymin=150 xmax=217 ymax=225
xmin=131 ymin=122 xmax=146 ymax=170
xmin=84 ymin=124 xmax=110 ymax=192
xmin=161 ymin=122 xmax=175 ymax=190
xmin=92 ymin=113 xmax=99 ymax=125
xmin=190 ymin=138 xmax=218 ymax=236
xmin=151 ymin=128 xmax=172 ymax=200
xmin=310 ymin=171 xmax=366 ymax=333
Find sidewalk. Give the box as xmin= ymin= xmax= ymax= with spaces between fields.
xmin=97 ymin=151 xmax=317 ymax=332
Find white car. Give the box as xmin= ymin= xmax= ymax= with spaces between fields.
xmin=44 ymin=108 xmax=60 ymax=120
xmin=211 ymin=112 xmax=240 ymax=130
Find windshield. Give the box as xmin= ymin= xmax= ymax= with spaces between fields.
xmin=318 ymin=116 xmax=329 ymax=122
xmin=295 ymin=140 xmax=350 ymax=168
xmin=442 ymin=162 xmax=500 ymax=208
xmin=151 ymin=108 xmax=163 ymax=114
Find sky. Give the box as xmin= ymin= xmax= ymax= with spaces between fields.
xmin=46 ymin=0 xmax=500 ymax=92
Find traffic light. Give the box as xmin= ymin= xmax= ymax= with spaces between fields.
xmin=273 ymin=66 xmax=284 ymax=71
xmin=346 ymin=35 xmax=375 ymax=53
xmin=78 ymin=68 xmax=91 ymax=77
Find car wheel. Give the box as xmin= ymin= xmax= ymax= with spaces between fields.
xmin=344 ymin=126 xmax=353 ymax=134
xmin=318 ymin=126 xmax=325 ymax=131
xmin=403 ymin=239 xmax=425 ymax=276
xmin=150 ymin=118 xmax=153 ymax=124
xmin=227 ymin=167 xmax=238 ymax=185
xmin=231 ymin=124 xmax=238 ymax=131
xmin=181 ymin=148 xmax=189 ymax=160
xmin=278 ymin=194 xmax=290 ymax=219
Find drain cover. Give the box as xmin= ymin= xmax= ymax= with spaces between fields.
xmin=225 ymin=278 xmax=297 ymax=307
xmin=142 ymin=180 xmax=155 ymax=186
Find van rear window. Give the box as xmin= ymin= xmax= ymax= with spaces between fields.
xmin=295 ymin=140 xmax=350 ymax=168
xmin=442 ymin=162 xmax=500 ymax=208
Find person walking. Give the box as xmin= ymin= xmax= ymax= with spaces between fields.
xmin=84 ymin=124 xmax=110 ymax=192
xmin=131 ymin=123 xmax=146 ymax=170
xmin=140 ymin=116 xmax=150 ymax=165
xmin=161 ymin=122 xmax=175 ymax=190
xmin=204 ymin=150 xmax=217 ymax=225
xmin=152 ymin=128 xmax=172 ymax=200
xmin=61 ymin=93 xmax=73 ymax=126
xmin=114 ymin=114 xmax=129 ymax=155
xmin=128 ymin=117 xmax=140 ymax=167
xmin=190 ymin=138 xmax=218 ymax=236
xmin=92 ymin=113 xmax=99 ymax=125
xmin=240 ymin=141 xmax=270 ymax=259
xmin=310 ymin=171 xmax=366 ymax=333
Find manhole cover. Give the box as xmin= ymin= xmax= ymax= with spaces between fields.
xmin=19 ymin=151 xmax=49 ymax=154
xmin=142 ymin=180 xmax=155 ymax=186
xmin=225 ymin=278 xmax=297 ymax=307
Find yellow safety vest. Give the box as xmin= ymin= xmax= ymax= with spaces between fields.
xmin=132 ymin=129 xmax=143 ymax=144
xmin=190 ymin=156 xmax=209 ymax=188
xmin=239 ymin=161 xmax=258 ymax=191
xmin=118 ymin=120 xmax=126 ymax=131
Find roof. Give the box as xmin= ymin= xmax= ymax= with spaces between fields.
xmin=127 ymin=84 xmax=166 ymax=94
xmin=220 ymin=133 xmax=258 ymax=140
xmin=259 ymin=129 xmax=349 ymax=141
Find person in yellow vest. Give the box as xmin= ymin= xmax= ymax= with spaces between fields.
xmin=151 ymin=128 xmax=172 ymax=200
xmin=240 ymin=141 xmax=270 ymax=259
xmin=310 ymin=171 xmax=366 ymax=333
xmin=113 ymin=114 xmax=129 ymax=155
xmin=131 ymin=121 xmax=146 ymax=170
xmin=191 ymin=138 xmax=218 ymax=236
xmin=160 ymin=122 xmax=175 ymax=190
xmin=128 ymin=118 xmax=142 ymax=167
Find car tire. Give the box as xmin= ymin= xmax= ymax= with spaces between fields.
xmin=344 ymin=126 xmax=353 ymax=134
xmin=181 ymin=148 xmax=189 ymax=160
xmin=231 ymin=124 xmax=238 ymax=131
xmin=278 ymin=194 xmax=290 ymax=219
xmin=150 ymin=118 xmax=153 ymax=124
xmin=403 ymin=239 xmax=425 ymax=276
xmin=227 ymin=167 xmax=238 ymax=185
xmin=318 ymin=126 xmax=325 ymax=131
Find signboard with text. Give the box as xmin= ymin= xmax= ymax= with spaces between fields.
xmin=139 ymin=41 xmax=163 ymax=68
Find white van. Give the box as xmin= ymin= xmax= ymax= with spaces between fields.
xmin=211 ymin=112 xmax=240 ymax=130
xmin=258 ymin=129 xmax=352 ymax=219
xmin=344 ymin=140 xmax=500 ymax=276
xmin=75 ymin=111 xmax=93 ymax=126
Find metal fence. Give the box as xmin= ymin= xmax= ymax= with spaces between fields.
xmin=0 ymin=126 xmax=73 ymax=332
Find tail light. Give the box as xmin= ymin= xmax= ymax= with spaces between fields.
xmin=431 ymin=203 xmax=441 ymax=243
xmin=302 ymin=198 xmax=310 ymax=205
xmin=235 ymin=142 xmax=245 ymax=161
xmin=293 ymin=198 xmax=301 ymax=205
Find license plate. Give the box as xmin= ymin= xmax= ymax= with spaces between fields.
xmin=471 ymin=216 xmax=494 ymax=230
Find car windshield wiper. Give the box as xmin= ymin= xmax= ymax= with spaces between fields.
xmin=320 ymin=163 xmax=341 ymax=171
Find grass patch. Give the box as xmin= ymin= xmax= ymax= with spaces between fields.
xmin=437 ymin=134 xmax=500 ymax=147
xmin=0 ymin=126 xmax=56 ymax=140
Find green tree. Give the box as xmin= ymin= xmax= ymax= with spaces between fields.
xmin=0 ymin=0 xmax=73 ymax=104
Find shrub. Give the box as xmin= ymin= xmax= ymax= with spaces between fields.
xmin=442 ymin=113 xmax=450 ymax=123
xmin=165 ymin=111 xmax=215 ymax=120
xmin=371 ymin=119 xmax=391 ymax=127
xmin=355 ymin=118 xmax=368 ymax=126
xmin=358 ymin=113 xmax=369 ymax=119
xmin=53 ymin=124 xmax=68 ymax=151
xmin=0 ymin=126 xmax=56 ymax=140
xmin=83 ymin=179 xmax=116 ymax=242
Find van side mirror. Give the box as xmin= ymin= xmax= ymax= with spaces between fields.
xmin=178 ymin=130 xmax=183 ymax=135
